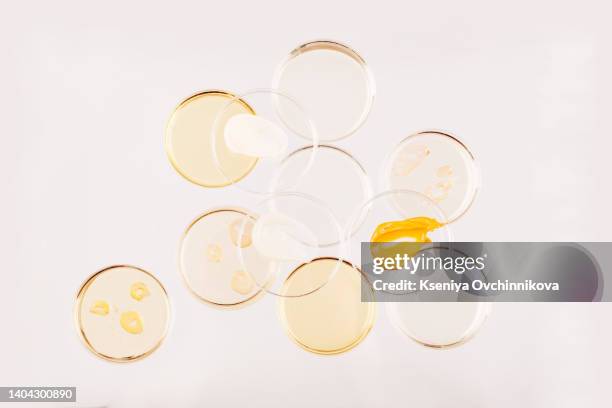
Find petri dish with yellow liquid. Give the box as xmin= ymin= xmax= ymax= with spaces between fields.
xmin=277 ymin=258 xmax=376 ymax=355
xmin=179 ymin=208 xmax=270 ymax=309
xmin=382 ymin=130 xmax=480 ymax=223
xmin=234 ymin=192 xmax=347 ymax=298
xmin=211 ymin=89 xmax=318 ymax=195
xmin=273 ymin=40 xmax=375 ymax=142
xmin=164 ymin=90 xmax=258 ymax=188
xmin=75 ymin=265 xmax=170 ymax=362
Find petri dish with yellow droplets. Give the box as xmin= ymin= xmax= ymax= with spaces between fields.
xmin=164 ymin=90 xmax=258 ymax=187
xmin=179 ymin=208 xmax=271 ymax=309
xmin=382 ymin=131 xmax=480 ymax=223
xmin=278 ymin=258 xmax=376 ymax=355
xmin=271 ymin=145 xmax=372 ymax=242
xmin=75 ymin=265 xmax=170 ymax=362
xmin=211 ymin=89 xmax=318 ymax=195
xmin=273 ymin=40 xmax=375 ymax=142
xmin=235 ymin=192 xmax=347 ymax=298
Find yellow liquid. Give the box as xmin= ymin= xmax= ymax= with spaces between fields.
xmin=278 ymin=258 xmax=375 ymax=355
xmin=165 ymin=91 xmax=258 ymax=187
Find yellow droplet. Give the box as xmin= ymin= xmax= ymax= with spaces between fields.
xmin=436 ymin=165 xmax=453 ymax=178
xmin=231 ymin=270 xmax=254 ymax=295
xmin=425 ymin=180 xmax=453 ymax=202
xmin=90 ymin=300 xmax=109 ymax=316
xmin=229 ymin=217 xmax=254 ymax=248
xmin=120 ymin=311 xmax=144 ymax=335
xmin=206 ymin=243 xmax=223 ymax=262
xmin=130 ymin=282 xmax=150 ymax=301
xmin=392 ymin=144 xmax=430 ymax=176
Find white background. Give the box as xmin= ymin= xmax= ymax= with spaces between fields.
xmin=2 ymin=0 xmax=611 ymax=406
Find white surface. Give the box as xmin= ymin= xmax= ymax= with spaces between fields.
xmin=1 ymin=0 xmax=611 ymax=407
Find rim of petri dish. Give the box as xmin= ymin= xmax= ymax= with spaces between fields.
xmin=179 ymin=207 xmax=268 ymax=309
xmin=385 ymin=301 xmax=491 ymax=349
xmin=382 ymin=130 xmax=481 ymax=224
xmin=277 ymin=257 xmax=377 ymax=355
xmin=272 ymin=40 xmax=376 ymax=142
xmin=74 ymin=265 xmax=171 ymax=363
xmin=271 ymin=144 xmax=373 ymax=245
xmin=164 ymin=90 xmax=258 ymax=188
xmin=211 ymin=88 xmax=319 ymax=195
xmin=236 ymin=192 xmax=347 ymax=298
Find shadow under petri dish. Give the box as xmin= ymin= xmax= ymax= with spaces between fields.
xmin=273 ymin=41 xmax=375 ymax=142
xmin=180 ymin=208 xmax=269 ymax=309
xmin=164 ymin=90 xmax=258 ymax=187
xmin=384 ymin=131 xmax=479 ymax=223
xmin=75 ymin=265 xmax=170 ymax=362
xmin=278 ymin=258 xmax=376 ymax=355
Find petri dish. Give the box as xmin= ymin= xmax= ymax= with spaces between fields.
xmin=278 ymin=258 xmax=376 ymax=355
xmin=75 ymin=265 xmax=170 ymax=362
xmin=236 ymin=192 xmax=347 ymax=298
xmin=179 ymin=208 xmax=269 ymax=309
xmin=382 ymin=131 xmax=480 ymax=223
xmin=164 ymin=90 xmax=257 ymax=187
xmin=271 ymin=145 xmax=372 ymax=242
xmin=211 ymin=89 xmax=318 ymax=195
xmin=272 ymin=40 xmax=375 ymax=142
xmin=386 ymin=301 xmax=491 ymax=349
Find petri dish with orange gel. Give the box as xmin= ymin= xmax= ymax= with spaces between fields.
xmin=278 ymin=258 xmax=376 ymax=355
xmin=75 ymin=265 xmax=170 ymax=362
xmin=179 ymin=208 xmax=271 ymax=309
xmin=164 ymin=90 xmax=258 ymax=187
xmin=211 ymin=89 xmax=318 ymax=195
xmin=382 ymin=130 xmax=480 ymax=223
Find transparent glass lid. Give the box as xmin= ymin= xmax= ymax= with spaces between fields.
xmin=272 ymin=40 xmax=375 ymax=142
xmin=271 ymin=145 xmax=372 ymax=243
xmin=75 ymin=265 xmax=170 ymax=362
xmin=234 ymin=192 xmax=347 ymax=298
xmin=382 ymin=130 xmax=480 ymax=223
xmin=386 ymin=302 xmax=491 ymax=349
xmin=278 ymin=258 xmax=376 ymax=355
xmin=179 ymin=208 xmax=268 ymax=309
xmin=212 ymin=89 xmax=318 ymax=195
xmin=164 ymin=90 xmax=257 ymax=187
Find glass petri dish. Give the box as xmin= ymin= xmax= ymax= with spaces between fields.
xmin=278 ymin=258 xmax=376 ymax=355
xmin=271 ymin=145 xmax=372 ymax=242
xmin=211 ymin=89 xmax=318 ymax=195
xmin=75 ymin=265 xmax=170 ymax=362
xmin=179 ymin=208 xmax=269 ymax=309
xmin=235 ymin=192 xmax=347 ymax=298
xmin=272 ymin=40 xmax=375 ymax=142
xmin=164 ymin=90 xmax=258 ymax=187
xmin=386 ymin=301 xmax=491 ymax=349
xmin=382 ymin=130 xmax=480 ymax=223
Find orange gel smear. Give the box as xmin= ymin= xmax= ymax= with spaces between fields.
xmin=370 ymin=217 xmax=443 ymax=259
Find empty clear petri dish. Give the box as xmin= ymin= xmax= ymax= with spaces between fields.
xmin=235 ymin=192 xmax=347 ymax=298
xmin=272 ymin=40 xmax=375 ymax=142
xmin=179 ymin=208 xmax=269 ymax=309
xmin=386 ymin=301 xmax=491 ymax=349
xmin=75 ymin=265 xmax=170 ymax=362
xmin=271 ymin=145 xmax=372 ymax=242
xmin=164 ymin=90 xmax=258 ymax=187
xmin=382 ymin=131 xmax=480 ymax=223
xmin=211 ymin=89 xmax=318 ymax=195
xmin=277 ymin=258 xmax=376 ymax=355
